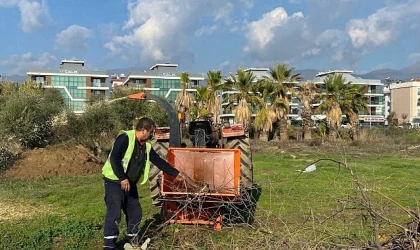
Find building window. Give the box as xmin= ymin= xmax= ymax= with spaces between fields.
xmin=35 ymin=76 xmax=45 ymax=83
xmin=418 ymin=88 xmax=420 ymax=95
xmin=92 ymin=78 xmax=101 ymax=87
xmin=418 ymin=98 xmax=420 ymax=107
xmin=50 ymin=75 xmax=87 ymax=112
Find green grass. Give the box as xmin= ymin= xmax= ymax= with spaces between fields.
xmin=0 ymin=151 xmax=419 ymax=249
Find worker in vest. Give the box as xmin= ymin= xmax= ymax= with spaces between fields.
xmin=102 ymin=117 xmax=185 ymax=249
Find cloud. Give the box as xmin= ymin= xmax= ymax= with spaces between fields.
xmin=371 ymin=62 xmax=391 ymax=71
xmin=0 ymin=0 xmax=51 ymax=32
xmin=55 ymin=25 xmax=92 ymax=52
xmin=213 ymin=2 xmax=233 ymax=24
xmin=347 ymin=1 xmax=420 ymax=50
xmin=243 ymin=7 xmax=312 ymax=64
xmin=194 ymin=25 xmax=217 ymax=37
xmin=408 ymin=53 xmax=420 ymax=63
xmin=104 ymin=0 xmax=253 ymax=65
xmin=1 ymin=52 xmax=56 ymax=74
xmin=98 ymin=22 xmax=119 ymax=40
xmin=244 ymin=7 xmax=291 ymax=51
xmin=218 ymin=60 xmax=239 ymax=74
xmin=241 ymin=0 xmax=420 ymax=67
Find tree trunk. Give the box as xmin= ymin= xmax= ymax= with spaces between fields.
xmin=302 ymin=108 xmax=312 ymax=140
xmin=259 ymin=131 xmax=269 ymax=142
xmin=279 ymin=117 xmax=288 ymax=141
xmin=346 ymin=110 xmax=359 ymax=141
xmin=327 ymin=103 xmax=342 ymax=141
xmin=329 ymin=125 xmax=338 ymax=140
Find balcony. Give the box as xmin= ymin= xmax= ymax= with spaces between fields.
xmin=91 ymin=82 xmax=107 ymax=87
xmin=367 ymin=89 xmax=383 ymax=94
xmin=77 ymin=82 xmax=109 ymax=91
xmin=368 ymin=101 xmax=384 ymax=105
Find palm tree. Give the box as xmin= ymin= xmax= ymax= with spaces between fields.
xmin=341 ymin=84 xmax=368 ymax=140
xmin=318 ymin=73 xmax=349 ymax=140
xmin=175 ymin=71 xmax=193 ymax=122
xmin=264 ymin=63 xmax=302 ymax=141
xmin=190 ymin=86 xmax=209 ymax=120
xmin=224 ymin=69 xmax=257 ymax=131
xmin=206 ymin=70 xmax=224 ymax=125
xmin=297 ymin=82 xmax=319 ymax=140
xmin=253 ymin=80 xmax=276 ymax=141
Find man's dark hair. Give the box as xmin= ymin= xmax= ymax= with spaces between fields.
xmin=135 ymin=117 xmax=155 ymax=131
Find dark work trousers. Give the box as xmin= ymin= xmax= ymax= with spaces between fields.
xmin=103 ymin=179 xmax=142 ymax=248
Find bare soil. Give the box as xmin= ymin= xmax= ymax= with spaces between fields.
xmin=3 ymin=145 xmax=102 ymax=179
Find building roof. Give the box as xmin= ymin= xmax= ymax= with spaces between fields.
xmin=127 ymin=71 xmax=204 ymax=80
xmin=244 ymin=67 xmax=269 ymax=72
xmin=316 ymin=70 xmax=353 ymax=77
xmin=312 ymin=70 xmax=382 ymax=85
xmin=60 ymin=59 xmax=85 ymax=66
xmin=27 ymin=68 xmax=109 ymax=77
xmin=150 ymin=63 xmax=178 ymax=71
xmin=389 ymin=81 xmax=420 ymax=89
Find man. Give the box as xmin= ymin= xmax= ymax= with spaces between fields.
xmin=102 ymin=117 xmax=184 ymax=249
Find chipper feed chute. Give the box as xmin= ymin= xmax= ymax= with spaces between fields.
xmin=159 ymin=148 xmax=241 ymax=230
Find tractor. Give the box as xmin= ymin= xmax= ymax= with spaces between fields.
xmin=117 ymin=92 xmax=254 ymax=228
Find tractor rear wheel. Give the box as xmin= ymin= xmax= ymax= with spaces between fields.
xmin=224 ymin=137 xmax=255 ymax=225
xmin=225 ymin=137 xmax=253 ymax=191
xmin=149 ymin=141 xmax=169 ymax=206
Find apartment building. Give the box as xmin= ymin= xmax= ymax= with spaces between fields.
xmin=110 ymin=74 xmax=126 ymax=88
xmin=27 ymin=60 xmax=109 ymax=114
xmin=389 ymin=81 xmax=420 ymax=125
xmin=311 ymin=70 xmax=385 ymax=125
xmin=123 ymin=63 xmax=204 ymax=104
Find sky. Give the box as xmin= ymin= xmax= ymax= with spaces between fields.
xmin=1 ymin=0 xmax=420 ymax=76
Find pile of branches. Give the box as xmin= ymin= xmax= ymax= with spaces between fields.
xmin=379 ymin=211 xmax=420 ymax=249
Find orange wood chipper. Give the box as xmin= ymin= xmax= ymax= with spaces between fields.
xmin=159 ymin=147 xmax=242 ymax=230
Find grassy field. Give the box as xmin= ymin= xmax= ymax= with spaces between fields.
xmin=1 ymin=146 xmax=419 ymax=249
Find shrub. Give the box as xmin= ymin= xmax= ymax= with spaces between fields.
xmin=0 ymin=147 xmax=17 ymax=174
xmin=80 ymin=101 xmax=118 ymax=138
xmin=0 ymin=88 xmax=65 ymax=148
xmin=402 ymin=131 xmax=420 ymax=144
xmin=108 ymin=88 xmax=169 ymax=129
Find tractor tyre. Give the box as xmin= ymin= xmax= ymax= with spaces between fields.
xmin=149 ymin=141 xmax=169 ymax=207
xmin=224 ymin=137 xmax=255 ymax=225
xmin=225 ymin=137 xmax=253 ymax=191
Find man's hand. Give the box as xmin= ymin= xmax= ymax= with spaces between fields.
xmin=121 ymin=179 xmax=130 ymax=192
xmin=175 ymin=172 xmax=201 ymax=189
xmin=175 ymin=172 xmax=191 ymax=183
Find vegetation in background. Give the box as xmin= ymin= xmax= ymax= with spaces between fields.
xmin=263 ymin=63 xmax=302 ymax=141
xmin=0 ymin=81 xmax=65 ymax=148
xmin=224 ymin=69 xmax=256 ymax=131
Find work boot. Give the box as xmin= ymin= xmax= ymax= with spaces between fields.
xmin=103 ymin=246 xmax=118 ymax=250
xmin=127 ymin=235 xmax=140 ymax=248
xmin=103 ymin=240 xmax=118 ymax=249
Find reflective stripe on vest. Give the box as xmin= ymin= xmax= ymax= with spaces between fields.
xmin=102 ymin=130 xmax=152 ymax=185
